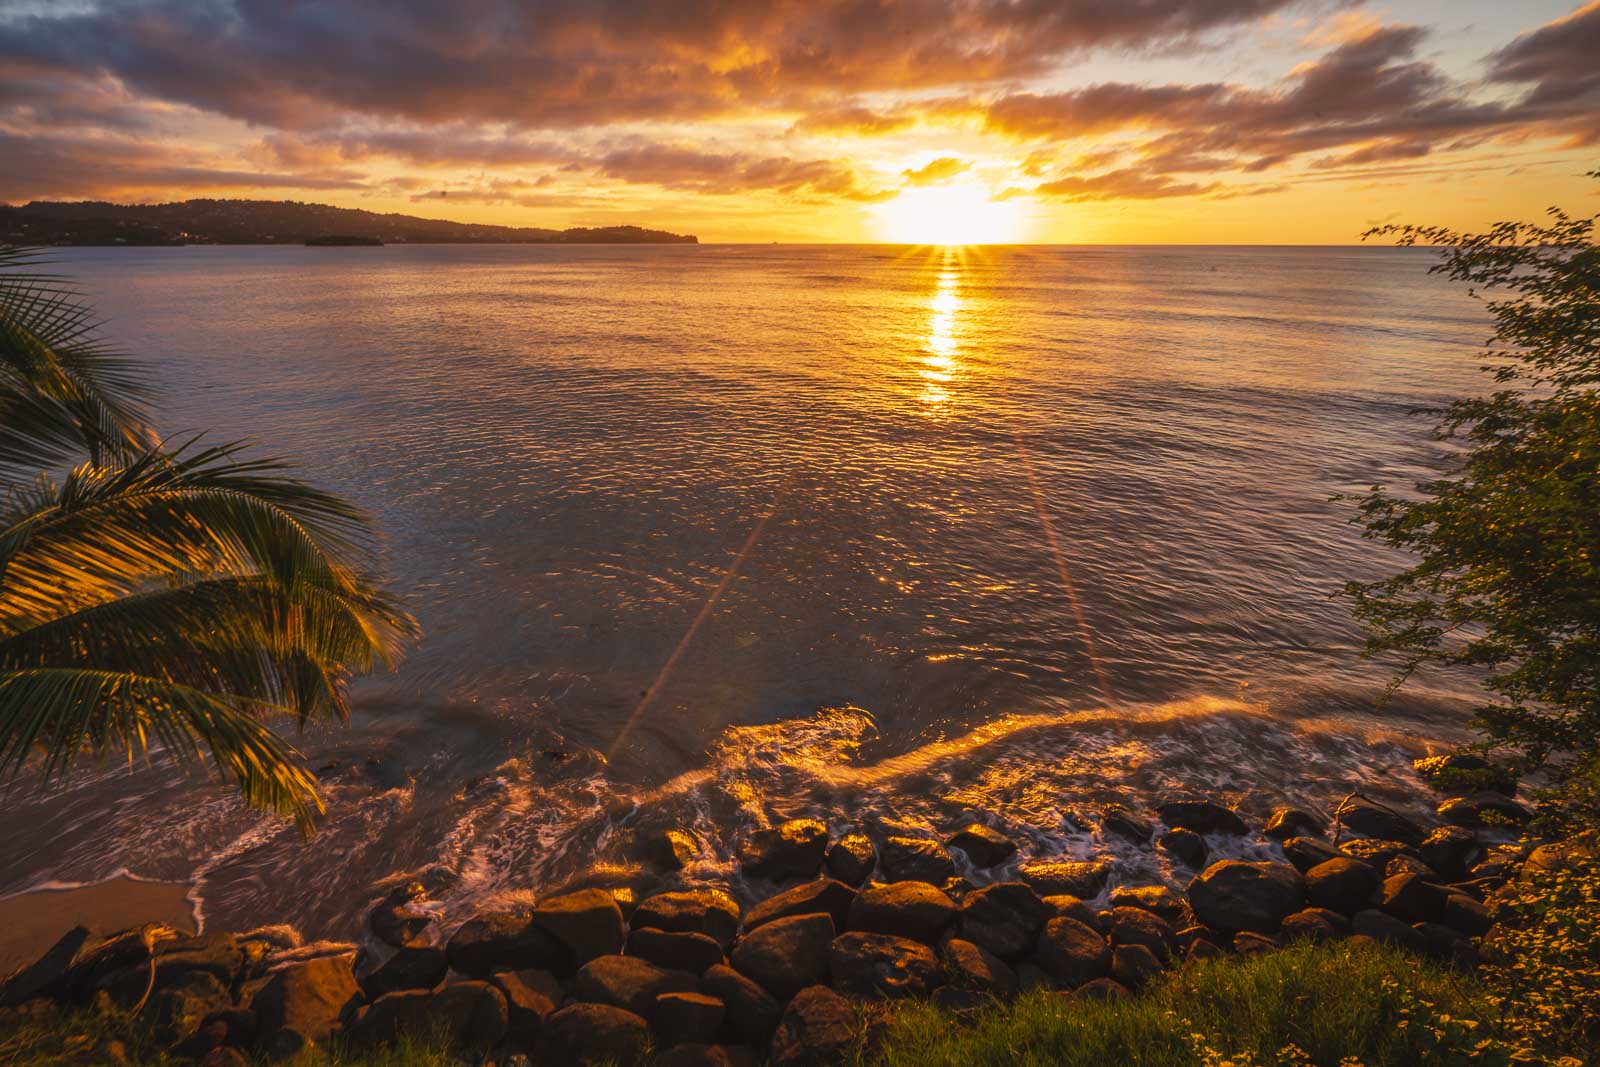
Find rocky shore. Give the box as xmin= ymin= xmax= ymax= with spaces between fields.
xmin=0 ymin=753 xmax=1560 ymax=1066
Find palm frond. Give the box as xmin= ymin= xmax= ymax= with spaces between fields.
xmin=0 ymin=246 xmax=154 ymax=472
xmin=0 ymin=667 xmax=325 ymax=834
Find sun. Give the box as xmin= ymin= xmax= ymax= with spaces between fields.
xmin=873 ymin=183 xmax=1025 ymax=245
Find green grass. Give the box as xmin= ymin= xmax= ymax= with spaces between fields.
xmin=0 ymin=941 xmax=1579 ymax=1066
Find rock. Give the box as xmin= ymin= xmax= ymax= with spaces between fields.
xmin=1015 ymin=961 xmax=1052 ymax=991
xmin=1438 ymin=793 xmax=1533 ymax=829
xmin=770 ymin=985 xmax=856 ymax=1067
xmin=1281 ymin=836 xmax=1342 ymax=873
xmin=1414 ymin=922 xmax=1471 ymax=963
xmin=957 ymin=882 xmax=1049 ymax=960
xmin=1109 ymin=885 xmax=1186 ymax=921
xmin=1187 ymin=939 xmax=1225 ymax=961
xmin=1233 ymin=931 xmax=1278 ymax=955
xmin=444 ymin=911 xmax=566 ymax=977
xmin=538 ymin=1003 xmax=649 ymax=1066
xmin=1279 ymin=908 xmax=1350 ymax=942
xmin=1186 ymin=861 xmax=1304 ymax=934
xmin=626 ymin=928 xmax=724 ymax=975
xmin=368 ymin=883 xmax=432 ymax=948
xmin=636 ymin=827 xmax=702 ymax=871
xmin=743 ymin=879 xmax=856 ymax=933
xmin=1413 ymin=753 xmax=1517 ymax=796
xmin=878 ymin=837 xmax=956 ymax=884
xmin=848 ymin=882 xmax=957 ymax=943
xmin=250 ymin=953 xmax=360 ymax=1056
xmin=345 ymin=991 xmax=429 ymax=1048
xmin=931 ymin=986 xmax=992 ymax=1015
xmin=703 ymin=964 xmax=782 ymax=1043
xmin=491 ymin=970 xmax=559 ymax=1045
xmin=1386 ymin=855 xmax=1439 ymax=880
xmin=528 ymin=889 xmax=626 ymax=970
xmin=152 ymin=934 xmax=245 ymax=991
xmin=194 ymin=1007 xmax=258 ymax=1050
xmin=1351 ymin=910 xmax=1427 ymax=954
xmin=1042 ymin=895 xmax=1104 ymax=931
xmin=1442 ymin=894 xmax=1493 ymax=937
xmin=1034 ymin=917 xmax=1110 ymax=988
xmin=1108 ymin=907 xmax=1175 ymax=960
xmin=945 ymin=824 xmax=1018 ymax=868
xmin=360 ymin=943 xmax=446 ymax=999
xmin=828 ymin=933 xmax=939 ymax=998
xmin=1156 ymin=799 xmax=1249 ymax=836
xmin=60 ymin=924 xmax=176 ymax=1003
xmin=1073 ymin=977 xmax=1132 ymax=1001
xmin=656 ymin=1045 xmax=757 ymax=1067
xmin=152 ymin=972 xmax=233 ymax=1041
xmin=0 ymin=925 xmax=94 ymax=1005
xmin=1158 ymin=828 xmax=1209 ymax=869
xmin=653 ymin=991 xmax=725 ymax=1046
xmin=1264 ymin=807 xmax=1325 ymax=841
xmin=741 ymin=820 xmax=830 ymax=881
xmin=1018 ymin=860 xmax=1112 ymax=899
xmin=730 ymin=913 xmax=835 ymax=1001
xmin=1380 ymin=873 xmax=1450 ymax=924
xmin=574 ymin=955 xmax=696 ymax=1016
xmin=1419 ymin=827 xmax=1484 ymax=881
xmin=1334 ymin=796 xmax=1427 ymax=846
xmin=1100 ymin=804 xmax=1153 ymax=843
xmin=1111 ymin=944 xmax=1162 ymax=988
xmin=1339 ymin=839 xmax=1417 ymax=870
xmin=825 ymin=833 xmax=877 ymax=886
xmin=238 ymin=926 xmax=301 ymax=953
xmin=942 ymin=939 xmax=1018 ymax=998
xmin=633 ymin=890 xmax=743 ymax=949
xmin=425 ymin=981 xmax=509 ymax=1051
xmin=1304 ymin=858 xmax=1382 ymax=915
xmin=546 ymin=863 xmax=661 ymax=920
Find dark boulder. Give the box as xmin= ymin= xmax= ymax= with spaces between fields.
xmin=1442 ymin=894 xmax=1493 ymax=937
xmin=1233 ymin=931 xmax=1279 ymax=955
xmin=344 ymin=990 xmax=431 ymax=1048
xmin=825 ymin=833 xmax=877 ymax=886
xmin=1100 ymin=805 xmax=1153 ymax=843
xmin=770 ymin=985 xmax=856 ymax=1067
xmin=1351 ymin=910 xmax=1428 ymax=954
xmin=1304 ymin=858 xmax=1382 ymax=915
xmin=1042 ymin=895 xmax=1105 ymax=931
xmin=627 ymin=928 xmax=724 ymax=975
xmin=702 ymin=964 xmax=782 ymax=1043
xmin=1158 ymin=828 xmax=1209 ymax=869
xmin=528 ymin=889 xmax=625 ymax=970
xmin=1018 ymin=860 xmax=1112 ymax=899
xmin=1379 ymin=873 xmax=1450 ymax=924
xmin=740 ymin=820 xmax=830 ymax=881
xmin=367 ymin=883 xmax=432 ymax=948
xmin=250 ymin=953 xmax=360 ymax=1056
xmin=957 ymin=882 xmax=1049 ymax=960
xmin=423 ymin=981 xmax=509 ymax=1051
xmin=1339 ymin=839 xmax=1417 ymax=870
xmin=1279 ymin=908 xmax=1350 ymax=942
xmin=945 ymin=824 xmax=1018 ymax=868
xmin=847 ymin=882 xmax=957 ymax=944
xmin=1156 ymin=799 xmax=1249 ymax=836
xmin=1419 ymin=827 xmax=1484 ymax=881
xmin=633 ymin=890 xmax=743 ymax=950
xmin=445 ymin=911 xmax=566 ymax=977
xmin=1438 ymin=793 xmax=1533 ymax=829
xmin=828 ymin=933 xmax=939 ymax=999
xmin=942 ymin=939 xmax=1018 ymax=998
xmin=152 ymin=972 xmax=233 ymax=1042
xmin=1186 ymin=861 xmax=1303 ymax=934
xmin=1108 ymin=906 xmax=1175 ymax=961
xmin=879 ymin=837 xmax=957 ymax=884
xmin=538 ymin=1003 xmax=649 ymax=1066
xmin=653 ymin=991 xmax=725 ymax=1046
xmin=1108 ymin=885 xmax=1186 ymax=921
xmin=492 ymin=969 xmax=559 ymax=1046
xmin=1264 ymin=808 xmax=1325 ymax=841
xmin=1334 ymin=796 xmax=1427 ymax=847
xmin=359 ymin=943 xmax=447 ymax=999
xmin=1281 ymin=836 xmax=1341 ymax=873
xmin=1072 ymin=977 xmax=1132 ymax=1001
xmin=574 ymin=954 xmax=696 ymax=1016
xmin=743 ymin=879 xmax=856 ymax=933
xmin=1110 ymin=944 xmax=1162 ymax=988
xmin=730 ymin=913 xmax=834 ymax=1001
xmin=1034 ymin=917 xmax=1110 ymax=988
xmin=1386 ymin=855 xmax=1439 ymax=880
xmin=635 ymin=827 xmax=702 ymax=871
xmin=1413 ymin=753 xmax=1517 ymax=796
xmin=0 ymin=925 xmax=95 ymax=1005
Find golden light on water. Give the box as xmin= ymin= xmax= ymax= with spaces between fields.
xmin=874 ymin=183 xmax=1025 ymax=245
xmin=920 ymin=260 xmax=962 ymax=409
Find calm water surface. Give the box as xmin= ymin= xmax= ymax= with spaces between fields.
xmin=1 ymin=244 xmax=1493 ymax=935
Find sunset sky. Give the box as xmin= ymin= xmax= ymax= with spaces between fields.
xmin=1 ymin=1 xmax=1596 ymax=243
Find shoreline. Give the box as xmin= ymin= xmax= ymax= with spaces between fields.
xmin=0 ymin=876 xmax=197 ymax=974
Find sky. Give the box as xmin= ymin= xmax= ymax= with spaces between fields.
xmin=0 ymin=0 xmax=1596 ymax=243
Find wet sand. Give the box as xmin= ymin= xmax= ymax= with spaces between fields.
xmin=0 ymin=877 xmax=197 ymax=974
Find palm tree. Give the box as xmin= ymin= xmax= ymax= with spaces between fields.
xmin=0 ymin=246 xmax=417 ymax=833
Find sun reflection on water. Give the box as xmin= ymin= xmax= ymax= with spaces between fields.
xmin=920 ymin=253 xmax=964 ymax=410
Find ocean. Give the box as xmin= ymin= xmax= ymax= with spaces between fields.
xmin=0 ymin=243 xmax=1493 ymax=937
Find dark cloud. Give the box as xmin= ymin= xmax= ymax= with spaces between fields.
xmin=1486 ymin=0 xmax=1600 ymax=142
xmin=0 ymin=0 xmax=1317 ymax=130
xmin=595 ymin=143 xmax=892 ymax=200
xmin=1024 ymin=167 xmax=1219 ymax=201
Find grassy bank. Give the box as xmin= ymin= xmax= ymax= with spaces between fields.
xmin=3 ymin=939 xmax=1579 ymax=1067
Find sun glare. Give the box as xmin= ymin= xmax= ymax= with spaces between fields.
xmin=874 ymin=184 xmax=1024 ymax=245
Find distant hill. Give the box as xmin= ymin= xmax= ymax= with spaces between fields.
xmin=0 ymin=199 xmax=698 ymax=246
